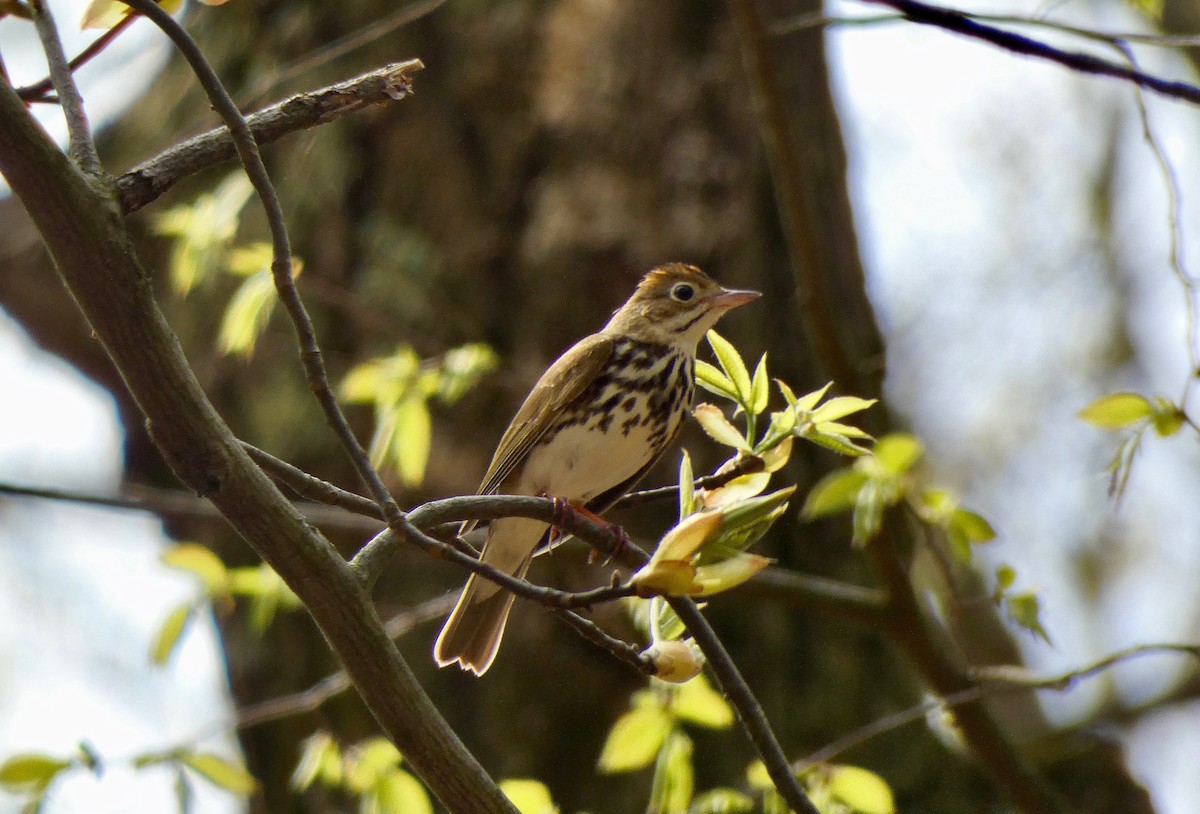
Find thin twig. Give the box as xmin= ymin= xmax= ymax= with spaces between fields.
xmin=238 ymin=595 xmax=456 ymax=729
xmin=859 ymin=0 xmax=1200 ymax=107
xmin=28 ymin=0 xmax=102 ymax=174
xmin=801 ymin=641 xmax=1200 ymax=769
xmin=119 ymin=0 xmax=406 ymax=528
xmin=668 ymin=597 xmax=819 ymax=814
xmin=615 ymin=454 xmax=765 ymax=508
xmin=17 ymin=14 xmax=137 ymax=103
xmin=242 ymin=442 xmax=384 ymax=519
xmin=115 ymin=60 xmax=424 ymax=214
xmin=0 ymin=479 xmax=381 ymax=534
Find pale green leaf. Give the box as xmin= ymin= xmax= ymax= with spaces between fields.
xmin=701 ymin=472 xmax=772 ymax=508
xmin=693 ymin=404 xmax=750 ymax=451
xmin=436 ymin=343 xmax=498 ymax=404
xmin=151 ymin=602 xmax=194 ymax=667
xmin=950 ymin=509 xmax=996 ymax=543
xmin=812 ymin=396 xmax=877 ymax=423
xmin=180 ymin=752 xmax=257 ymax=795
xmin=1150 ymin=396 xmax=1186 ymax=436
xmin=705 ymin=330 xmax=752 ymax=405
xmin=670 ymin=674 xmax=734 ymax=729
xmin=1006 ymin=591 xmax=1051 ymax=644
xmin=692 ymin=553 xmax=773 ymax=597
xmin=689 ymin=789 xmax=755 ymax=814
xmin=995 ymin=564 xmax=1017 ymax=592
xmin=801 ymin=469 xmax=868 ymax=519
xmin=815 ymin=420 xmax=873 ymax=440
xmin=749 ymin=355 xmax=770 ymax=416
xmin=291 ymin=732 xmax=339 ymax=791
xmin=391 ymin=397 xmax=432 ymax=487
xmin=0 ymin=754 xmax=72 ymax=792
xmin=366 ymin=770 xmax=432 ymax=814
xmin=648 ymin=731 xmax=693 ymax=814
xmin=828 ymin=765 xmax=895 ymax=814
xmin=346 ymin=739 xmax=403 ymax=793
xmin=218 ymin=270 xmax=278 ymax=357
xmin=597 ymin=706 xmax=674 ymax=772
xmin=872 ymin=433 xmax=923 ymax=475
xmin=793 ymin=382 xmax=832 ymax=413
xmin=804 ymin=429 xmax=872 ymax=457
xmin=759 ymin=435 xmax=793 ymax=473
xmin=224 ymin=243 xmax=274 ymax=277
xmin=501 ymin=779 xmax=558 ymax=814
xmin=745 ymin=760 xmax=772 ymax=790
xmin=161 ymin=543 xmax=227 ymax=593
xmin=852 ymin=478 xmax=885 ymax=546
xmin=678 ymin=450 xmax=696 ymax=520
xmin=1078 ymin=392 xmax=1154 ymax=430
xmin=695 ymin=360 xmax=740 ymax=403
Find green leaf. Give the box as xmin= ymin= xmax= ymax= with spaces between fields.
xmin=670 ymin=674 xmax=734 ymax=729
xmin=500 ymin=779 xmax=558 ymax=814
xmin=749 ymin=355 xmax=770 ymax=416
xmin=802 ymin=468 xmax=868 ymax=519
xmin=218 ymin=270 xmax=278 ymax=357
xmin=690 ymin=788 xmax=755 ymax=813
xmin=346 ymin=739 xmax=403 ymax=793
xmin=390 ymin=396 xmax=432 ymax=487
xmin=695 ymin=360 xmax=740 ymax=403
xmin=995 ymin=564 xmax=1017 ymax=592
xmin=161 ymin=543 xmax=227 ymax=593
xmin=1006 ymin=591 xmax=1051 ymax=644
xmin=1078 ymin=392 xmax=1154 ymax=430
xmin=648 ymin=731 xmax=693 ymax=814
xmin=692 ymin=553 xmax=772 ymax=597
xmin=292 ymin=732 xmax=340 ymax=791
xmin=1150 ymin=396 xmax=1186 ymax=436
xmin=705 ymin=330 xmax=752 ymax=405
xmin=153 ymin=173 xmax=254 ymax=294
xmin=678 ymin=450 xmax=696 ymax=520
xmin=803 ymin=429 xmax=872 ymax=457
xmin=436 ymin=343 xmax=498 ymax=404
xmin=598 ymin=705 xmax=674 ymax=772
xmin=828 ymin=765 xmax=895 ymax=814
xmin=701 ymin=472 xmax=772 ymax=509
xmin=180 ymin=752 xmax=257 ymax=795
xmin=151 ymin=602 xmax=195 ymax=666
xmin=950 ymin=509 xmax=996 ymax=543
xmin=364 ymin=770 xmax=432 ymax=814
xmin=852 ymin=478 xmax=885 ymax=546
xmin=793 ymin=382 xmax=831 ymax=412
xmin=693 ymin=404 xmax=750 ymax=451
xmin=872 ymin=433 xmax=923 ymax=475
xmin=0 ymin=754 xmax=72 ymax=792
xmin=812 ymin=396 xmax=877 ymax=423
xmin=1125 ymin=0 xmax=1163 ymax=23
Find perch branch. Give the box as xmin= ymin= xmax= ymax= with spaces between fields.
xmin=28 ymin=0 xmax=101 ymax=174
xmin=116 ymin=60 xmax=425 ymax=214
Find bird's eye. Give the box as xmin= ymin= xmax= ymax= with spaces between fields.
xmin=671 ymin=283 xmax=695 ymax=302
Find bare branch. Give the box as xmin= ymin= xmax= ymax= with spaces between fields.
xmin=28 ymin=0 xmax=101 ymax=174
xmin=860 ymin=0 xmax=1200 ymax=106
xmin=17 ymin=14 xmax=136 ymax=104
xmin=116 ymin=61 xmax=424 ymax=214
xmin=243 ymin=442 xmax=384 ymax=520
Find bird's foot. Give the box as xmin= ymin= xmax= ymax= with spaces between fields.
xmin=543 ymin=495 xmax=630 ymax=561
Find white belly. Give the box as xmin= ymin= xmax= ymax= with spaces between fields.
xmin=515 ymin=391 xmax=676 ymax=500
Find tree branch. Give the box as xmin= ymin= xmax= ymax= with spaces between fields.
xmin=17 ymin=14 xmax=136 ymax=104
xmin=115 ymin=60 xmax=424 ymax=214
xmin=0 ymin=68 xmax=517 ymax=814
xmin=860 ymin=0 xmax=1200 ymax=106
xmin=28 ymin=0 xmax=101 ymax=174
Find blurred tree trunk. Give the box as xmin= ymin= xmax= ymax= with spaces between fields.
xmin=0 ymin=0 xmax=1154 ymax=810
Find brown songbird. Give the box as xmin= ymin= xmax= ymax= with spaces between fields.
xmin=434 ymin=263 xmax=759 ymax=674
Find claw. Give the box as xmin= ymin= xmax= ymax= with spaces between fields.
xmin=538 ymin=492 xmax=629 ymax=562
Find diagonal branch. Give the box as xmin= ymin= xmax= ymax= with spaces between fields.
xmin=116 ymin=60 xmax=424 ymax=214
xmin=28 ymin=0 xmax=101 ymax=174
xmin=860 ymin=0 xmax=1200 ymax=106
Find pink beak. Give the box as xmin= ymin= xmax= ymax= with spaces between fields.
xmin=712 ymin=287 xmax=761 ymax=310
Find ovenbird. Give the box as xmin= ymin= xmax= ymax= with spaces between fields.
xmin=434 ymin=263 xmax=759 ymax=674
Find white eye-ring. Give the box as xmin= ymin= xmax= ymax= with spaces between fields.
xmin=671 ymin=283 xmax=695 ymax=302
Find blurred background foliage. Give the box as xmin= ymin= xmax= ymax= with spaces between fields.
xmin=4 ymin=0 xmax=1200 ymax=810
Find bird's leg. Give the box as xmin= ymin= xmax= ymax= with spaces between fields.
xmin=544 ymin=494 xmax=630 ymax=562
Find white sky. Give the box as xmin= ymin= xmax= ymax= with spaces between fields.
xmin=2 ymin=0 xmax=1199 ymax=811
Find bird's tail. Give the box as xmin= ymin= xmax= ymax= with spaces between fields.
xmin=434 ymin=517 xmax=542 ymax=675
